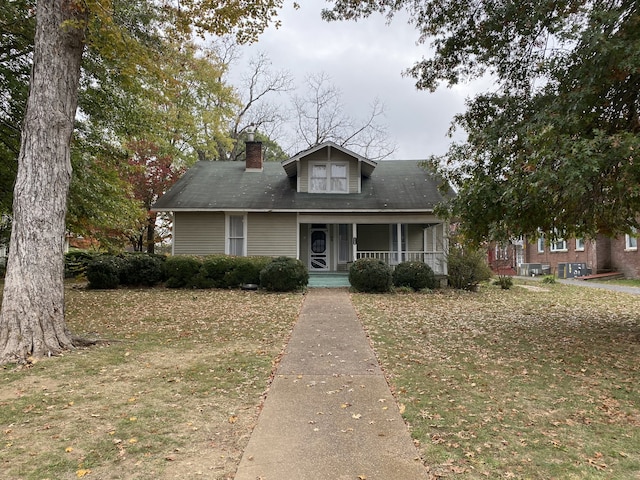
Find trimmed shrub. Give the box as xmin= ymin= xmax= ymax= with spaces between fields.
xmin=64 ymin=250 xmax=98 ymax=278
xmin=164 ymin=256 xmax=203 ymax=288
xmin=392 ymin=261 xmax=437 ymax=291
xmin=349 ymin=258 xmax=393 ymax=293
xmin=86 ymin=255 xmax=122 ymax=289
xmin=447 ymin=245 xmax=492 ymax=290
xmin=541 ymin=275 xmax=557 ymax=284
xmin=119 ymin=253 xmax=165 ymax=287
xmin=195 ymin=255 xmax=271 ymax=288
xmin=198 ymin=255 xmax=233 ymax=288
xmin=224 ymin=256 xmax=272 ymax=288
xmin=260 ymin=256 xmax=308 ymax=292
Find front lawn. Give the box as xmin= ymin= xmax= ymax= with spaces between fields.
xmin=1 ymin=287 xmax=303 ymax=480
xmin=352 ymin=281 xmax=640 ymax=479
xmin=1 ymin=281 xmax=639 ymax=479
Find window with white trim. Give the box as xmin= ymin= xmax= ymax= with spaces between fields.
xmin=227 ymin=214 xmax=246 ymax=256
xmin=575 ymin=238 xmax=585 ymax=251
xmin=309 ymin=162 xmax=348 ymax=193
xmin=537 ymin=236 xmax=545 ymax=253
xmin=550 ymin=237 xmax=567 ymax=252
xmin=625 ymin=228 xmax=638 ymax=250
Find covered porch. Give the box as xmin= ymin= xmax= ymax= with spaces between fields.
xmin=298 ymin=213 xmax=448 ymax=275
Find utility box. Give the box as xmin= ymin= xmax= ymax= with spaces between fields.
xmin=557 ymin=262 xmax=590 ymax=278
xmin=519 ymin=263 xmax=550 ymax=276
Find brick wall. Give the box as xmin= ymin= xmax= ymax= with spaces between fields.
xmin=609 ymin=236 xmax=640 ymax=278
xmin=524 ymin=238 xmax=598 ymax=276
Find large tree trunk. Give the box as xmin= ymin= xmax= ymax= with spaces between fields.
xmin=0 ymin=0 xmax=86 ymax=364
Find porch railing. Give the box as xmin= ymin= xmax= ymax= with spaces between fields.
xmin=356 ymin=251 xmax=447 ymax=275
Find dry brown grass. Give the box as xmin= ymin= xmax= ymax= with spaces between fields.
xmin=1 ymin=287 xmax=303 ymax=480
xmin=352 ymin=281 xmax=640 ymax=479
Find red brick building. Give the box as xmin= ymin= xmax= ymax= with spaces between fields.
xmin=498 ymin=231 xmax=640 ymax=278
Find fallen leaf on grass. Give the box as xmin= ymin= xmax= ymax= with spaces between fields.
xmin=76 ymin=469 xmax=91 ymax=477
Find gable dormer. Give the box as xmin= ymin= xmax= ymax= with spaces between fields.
xmin=281 ymin=142 xmax=377 ymax=194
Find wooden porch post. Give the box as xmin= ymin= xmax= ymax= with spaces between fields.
xmin=352 ymin=223 xmax=357 ymax=262
xmin=396 ymin=223 xmax=402 ymax=263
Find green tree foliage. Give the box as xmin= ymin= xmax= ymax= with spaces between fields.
xmin=0 ymin=0 xmax=33 ymax=218
xmin=324 ymin=1 xmax=640 ymax=243
xmin=0 ymin=0 xmax=284 ymax=364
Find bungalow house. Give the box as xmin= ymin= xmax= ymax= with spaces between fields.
xmin=153 ymin=140 xmax=453 ymax=276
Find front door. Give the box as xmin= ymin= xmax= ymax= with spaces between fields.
xmin=310 ymin=224 xmax=329 ymax=270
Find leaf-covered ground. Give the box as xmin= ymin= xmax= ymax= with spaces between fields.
xmin=1 ymin=287 xmax=303 ymax=480
xmin=352 ymin=282 xmax=640 ymax=479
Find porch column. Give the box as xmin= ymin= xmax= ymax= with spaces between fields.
xmin=396 ymin=223 xmax=402 ymax=263
xmin=352 ymin=223 xmax=358 ymax=262
xmin=442 ymin=223 xmax=449 ymax=275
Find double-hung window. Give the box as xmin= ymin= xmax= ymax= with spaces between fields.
xmin=309 ymin=162 xmax=348 ymax=193
xmin=227 ymin=214 xmax=246 ymax=256
xmin=626 ymin=228 xmax=638 ymax=250
xmin=550 ymin=237 xmax=567 ymax=252
xmin=575 ymin=238 xmax=585 ymax=251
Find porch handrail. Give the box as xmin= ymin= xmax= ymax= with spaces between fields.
xmin=356 ymin=250 xmax=447 ymax=275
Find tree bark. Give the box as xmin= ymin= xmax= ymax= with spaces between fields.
xmin=146 ymin=212 xmax=157 ymax=254
xmin=0 ymin=0 xmax=86 ymax=364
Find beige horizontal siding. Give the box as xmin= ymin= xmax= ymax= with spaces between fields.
xmin=173 ymin=212 xmax=225 ymax=255
xmin=298 ymin=152 xmax=360 ymax=193
xmin=247 ymin=213 xmax=297 ymax=257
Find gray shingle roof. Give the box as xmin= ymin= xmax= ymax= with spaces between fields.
xmin=153 ymin=159 xmax=451 ymax=212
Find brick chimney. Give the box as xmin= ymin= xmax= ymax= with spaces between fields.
xmin=245 ymin=137 xmax=263 ymax=172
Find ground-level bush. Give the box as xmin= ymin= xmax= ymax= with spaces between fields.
xmin=260 ymin=257 xmax=308 ymax=292
xmin=392 ymin=261 xmax=437 ymax=291
xmin=163 ymin=256 xmax=203 ymax=288
xmin=86 ymin=256 xmax=122 ymax=289
xmin=493 ymin=275 xmax=514 ymax=290
xmin=195 ymin=255 xmax=272 ymax=288
xmin=447 ymin=245 xmax=492 ymax=290
xmin=225 ymin=256 xmax=272 ymax=287
xmin=349 ymin=258 xmax=393 ymax=293
xmin=65 ymin=250 xmax=100 ymax=278
xmin=119 ymin=253 xmax=165 ymax=287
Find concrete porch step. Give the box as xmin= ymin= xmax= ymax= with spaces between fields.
xmin=308 ymin=272 xmax=351 ymax=288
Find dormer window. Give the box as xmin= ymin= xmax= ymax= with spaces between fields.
xmin=310 ymin=161 xmax=348 ymax=193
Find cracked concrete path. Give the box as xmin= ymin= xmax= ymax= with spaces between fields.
xmin=234 ymin=288 xmax=427 ymax=480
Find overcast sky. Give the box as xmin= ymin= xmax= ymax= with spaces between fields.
xmin=232 ymin=1 xmax=482 ymax=160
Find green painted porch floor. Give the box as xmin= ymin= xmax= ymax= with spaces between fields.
xmin=308 ymin=272 xmax=351 ymax=288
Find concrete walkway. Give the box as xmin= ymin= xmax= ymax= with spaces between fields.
xmin=517 ymin=276 xmax=640 ymax=296
xmin=234 ymin=288 xmax=427 ymax=480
